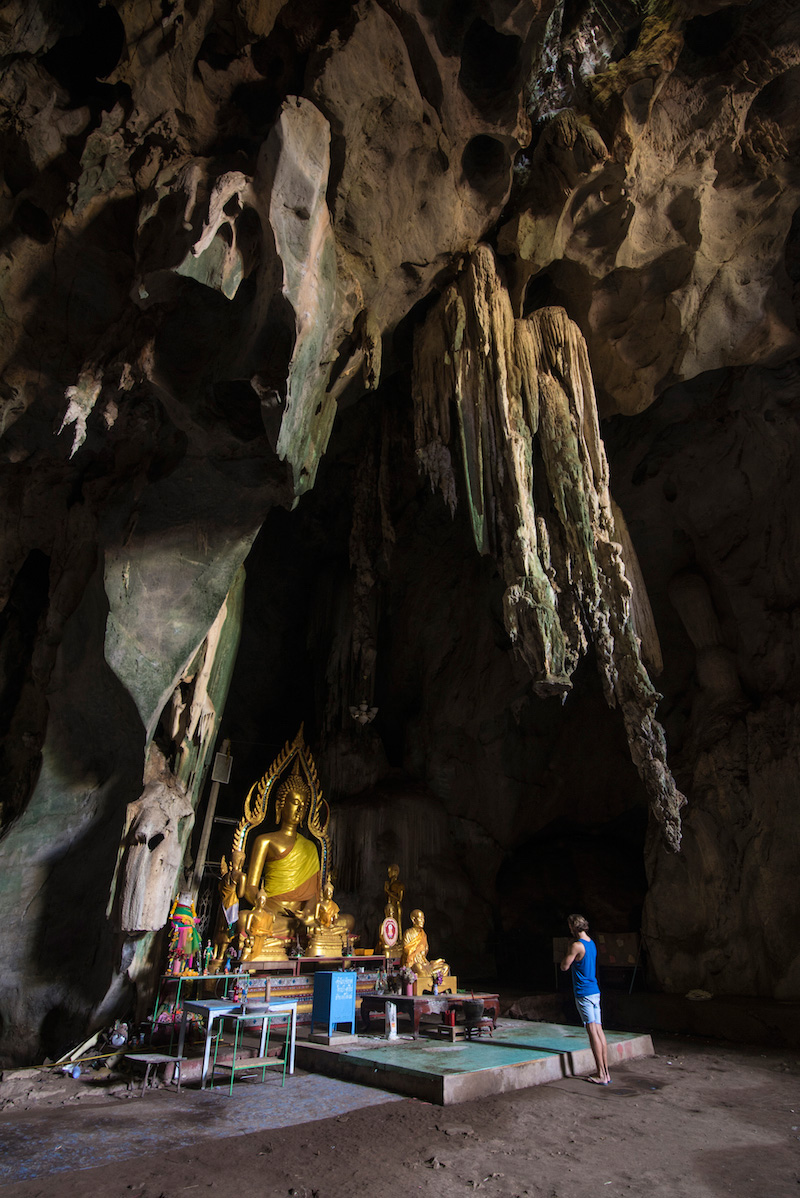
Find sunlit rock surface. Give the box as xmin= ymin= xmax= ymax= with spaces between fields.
xmin=0 ymin=0 xmax=798 ymax=1060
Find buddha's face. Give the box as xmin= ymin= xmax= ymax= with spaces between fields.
xmin=323 ymin=882 xmax=333 ymax=900
xmin=280 ymin=787 xmax=307 ymax=826
xmin=411 ymin=909 xmax=424 ymax=929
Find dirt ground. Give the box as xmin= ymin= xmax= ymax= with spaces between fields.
xmin=1 ymin=1035 xmax=799 ymax=1198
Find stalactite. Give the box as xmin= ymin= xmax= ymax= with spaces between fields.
xmin=412 ymin=244 xmax=685 ymax=850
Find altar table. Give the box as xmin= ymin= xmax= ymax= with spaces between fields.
xmin=359 ymin=992 xmax=500 ymax=1039
xmin=175 ymin=997 xmax=298 ymax=1088
xmin=210 ymin=1006 xmax=293 ymax=1095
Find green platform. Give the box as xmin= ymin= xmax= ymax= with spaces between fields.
xmin=296 ymin=1019 xmax=654 ymax=1105
xmin=489 ymin=1020 xmax=640 ymax=1051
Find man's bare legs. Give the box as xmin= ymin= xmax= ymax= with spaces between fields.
xmin=586 ymin=1021 xmax=610 ymax=1083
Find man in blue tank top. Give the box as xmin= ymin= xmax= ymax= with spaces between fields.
xmin=560 ymin=913 xmax=611 ymax=1084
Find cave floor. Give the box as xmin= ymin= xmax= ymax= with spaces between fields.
xmin=0 ymin=1019 xmax=650 ymax=1183
xmin=1 ymin=1033 xmax=799 ymax=1197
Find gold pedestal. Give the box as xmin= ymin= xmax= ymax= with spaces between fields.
xmin=306 ymin=931 xmax=347 ymax=957
xmin=412 ymin=974 xmax=458 ymax=996
xmin=243 ymin=939 xmax=290 ymax=963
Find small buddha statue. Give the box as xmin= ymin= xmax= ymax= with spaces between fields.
xmin=401 ymin=908 xmax=449 ymax=977
xmin=237 ymin=889 xmax=286 ymax=962
xmin=304 ymin=880 xmax=349 ymax=957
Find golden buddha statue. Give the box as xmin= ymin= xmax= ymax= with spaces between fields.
xmin=304 ymin=879 xmax=349 ymax=957
xmin=401 ymin=909 xmax=450 ymax=977
xmin=237 ymin=889 xmax=284 ymax=962
xmin=217 ymin=728 xmax=347 ymax=963
xmin=243 ymin=772 xmax=320 ymax=923
xmin=383 ymin=864 xmax=404 ymax=933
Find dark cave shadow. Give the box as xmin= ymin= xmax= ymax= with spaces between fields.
xmin=0 ymin=194 xmax=141 ymax=474
xmin=693 ymin=1144 xmax=800 ymax=1198
xmin=26 ymin=561 xmax=145 ymax=1060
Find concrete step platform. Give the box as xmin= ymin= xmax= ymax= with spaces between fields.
xmin=295 ymin=1018 xmax=653 ymax=1105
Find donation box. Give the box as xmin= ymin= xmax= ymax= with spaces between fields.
xmin=311 ymin=971 xmax=356 ymax=1036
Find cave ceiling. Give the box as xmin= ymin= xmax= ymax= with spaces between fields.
xmin=0 ymin=0 xmax=799 ymax=1059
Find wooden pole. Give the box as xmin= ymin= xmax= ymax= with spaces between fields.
xmin=192 ymin=738 xmax=231 ymax=899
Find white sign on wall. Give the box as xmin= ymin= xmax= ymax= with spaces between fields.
xmin=211 ymin=752 xmax=233 ymax=784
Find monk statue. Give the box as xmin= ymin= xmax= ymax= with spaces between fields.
xmin=237 ymin=889 xmax=284 ymax=962
xmin=243 ymin=772 xmax=320 ymax=929
xmin=383 ymin=864 xmax=404 ymax=933
xmin=303 ymin=879 xmax=350 ymax=957
xmin=401 ymin=908 xmax=450 ymax=977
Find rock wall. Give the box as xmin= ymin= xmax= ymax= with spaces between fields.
xmin=606 ymin=360 xmax=800 ymax=996
xmin=0 ymin=0 xmax=799 ymax=1058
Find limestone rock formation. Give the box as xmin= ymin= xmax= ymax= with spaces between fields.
xmin=0 ymin=0 xmax=798 ymax=1058
xmin=412 ymin=244 xmax=684 ymax=847
xmin=499 ymin=1 xmax=800 ymax=414
xmin=117 ymin=760 xmax=194 ymax=934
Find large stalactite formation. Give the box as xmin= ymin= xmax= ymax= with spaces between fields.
xmin=0 ymin=0 xmax=799 ymax=1060
xmin=412 ymin=245 xmax=685 ymax=849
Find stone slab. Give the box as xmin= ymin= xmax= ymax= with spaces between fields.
xmin=296 ymin=1036 xmax=563 ymax=1104
xmin=483 ymin=1019 xmax=654 ymax=1078
xmin=309 ymin=1031 xmax=359 ymax=1046
xmin=295 ymin=1019 xmax=654 ymax=1104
